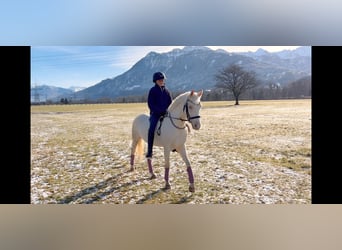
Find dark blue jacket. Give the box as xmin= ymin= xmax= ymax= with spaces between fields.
xmin=147 ymin=84 xmax=172 ymax=116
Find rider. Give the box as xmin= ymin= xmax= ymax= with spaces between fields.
xmin=146 ymin=72 xmax=173 ymax=159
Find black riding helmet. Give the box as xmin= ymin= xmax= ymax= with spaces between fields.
xmin=153 ymin=72 xmax=166 ymax=83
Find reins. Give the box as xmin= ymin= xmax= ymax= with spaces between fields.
xmin=156 ymin=96 xmax=201 ymax=135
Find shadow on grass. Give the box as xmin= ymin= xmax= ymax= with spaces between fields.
xmin=57 ymin=169 xmax=149 ymax=204
xmin=136 ymin=189 xmax=164 ymax=204
xmin=56 ymin=166 xmax=195 ymax=204
xmin=172 ymin=193 xmax=194 ymax=204
xmin=136 ymin=189 xmax=195 ymax=204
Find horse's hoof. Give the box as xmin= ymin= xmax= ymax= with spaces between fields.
xmin=189 ymin=185 xmax=195 ymax=193
xmin=163 ymin=183 xmax=171 ymax=190
xmin=129 ymin=167 xmax=134 ymax=172
xmin=150 ymin=174 xmax=157 ymax=179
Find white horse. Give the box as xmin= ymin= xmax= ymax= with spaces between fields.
xmin=130 ymin=90 xmax=203 ymax=192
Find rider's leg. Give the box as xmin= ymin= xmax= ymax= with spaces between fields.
xmin=146 ymin=115 xmax=159 ymax=158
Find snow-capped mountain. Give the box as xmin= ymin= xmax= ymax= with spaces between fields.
xmin=30 ymin=85 xmax=84 ymax=102
xmin=33 ymin=46 xmax=311 ymax=102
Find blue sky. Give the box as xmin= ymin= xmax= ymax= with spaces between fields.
xmin=2 ymin=1 xmax=341 ymax=46
xmin=31 ymin=46 xmax=300 ymax=89
xmin=3 ymin=1 xmax=340 ymax=89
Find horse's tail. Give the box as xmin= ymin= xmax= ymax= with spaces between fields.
xmin=135 ymin=137 xmax=145 ymax=157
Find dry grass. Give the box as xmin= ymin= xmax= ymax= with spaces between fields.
xmin=31 ymin=99 xmax=311 ymax=204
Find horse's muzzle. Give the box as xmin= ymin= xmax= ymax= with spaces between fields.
xmin=191 ymin=120 xmax=201 ymax=130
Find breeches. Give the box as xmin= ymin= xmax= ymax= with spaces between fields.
xmin=147 ymin=115 xmax=160 ymax=154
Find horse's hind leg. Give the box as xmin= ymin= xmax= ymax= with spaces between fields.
xmin=163 ymin=148 xmax=171 ymax=190
xmin=178 ymin=145 xmax=195 ymax=192
xmin=130 ymin=139 xmax=137 ymax=171
xmin=130 ymin=131 xmax=142 ymax=171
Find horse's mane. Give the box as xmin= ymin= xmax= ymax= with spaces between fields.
xmin=168 ymin=91 xmax=191 ymax=111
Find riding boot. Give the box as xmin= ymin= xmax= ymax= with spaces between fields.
xmin=146 ymin=142 xmax=153 ymax=158
xmin=146 ymin=115 xmax=159 ymax=158
xmin=146 ymin=129 xmax=154 ymax=158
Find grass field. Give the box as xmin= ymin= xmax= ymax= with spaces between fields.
xmin=31 ymin=99 xmax=311 ymax=204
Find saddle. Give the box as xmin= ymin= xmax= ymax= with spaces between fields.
xmin=156 ymin=114 xmax=177 ymax=153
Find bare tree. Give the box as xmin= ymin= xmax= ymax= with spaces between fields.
xmin=215 ymin=64 xmax=260 ymax=105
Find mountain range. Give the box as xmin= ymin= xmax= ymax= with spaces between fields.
xmin=31 ymin=46 xmax=311 ymax=102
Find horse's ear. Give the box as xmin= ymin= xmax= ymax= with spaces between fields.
xmin=198 ymin=89 xmax=203 ymax=97
xmin=190 ymin=90 xmax=194 ymax=96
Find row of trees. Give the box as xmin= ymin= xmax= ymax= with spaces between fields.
xmin=115 ymin=71 xmax=310 ymax=104
xmin=117 ymin=64 xmax=310 ymax=104
xmin=42 ymin=64 xmax=310 ymax=105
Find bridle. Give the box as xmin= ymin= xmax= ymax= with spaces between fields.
xmin=167 ymin=98 xmax=201 ymax=129
xmin=182 ymin=99 xmax=201 ymax=121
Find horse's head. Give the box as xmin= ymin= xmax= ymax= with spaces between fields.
xmin=185 ymin=90 xmax=203 ymax=130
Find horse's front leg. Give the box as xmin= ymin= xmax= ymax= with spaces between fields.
xmin=163 ymin=147 xmax=171 ymax=190
xmin=147 ymin=157 xmax=156 ymax=179
xmin=178 ymin=145 xmax=195 ymax=192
